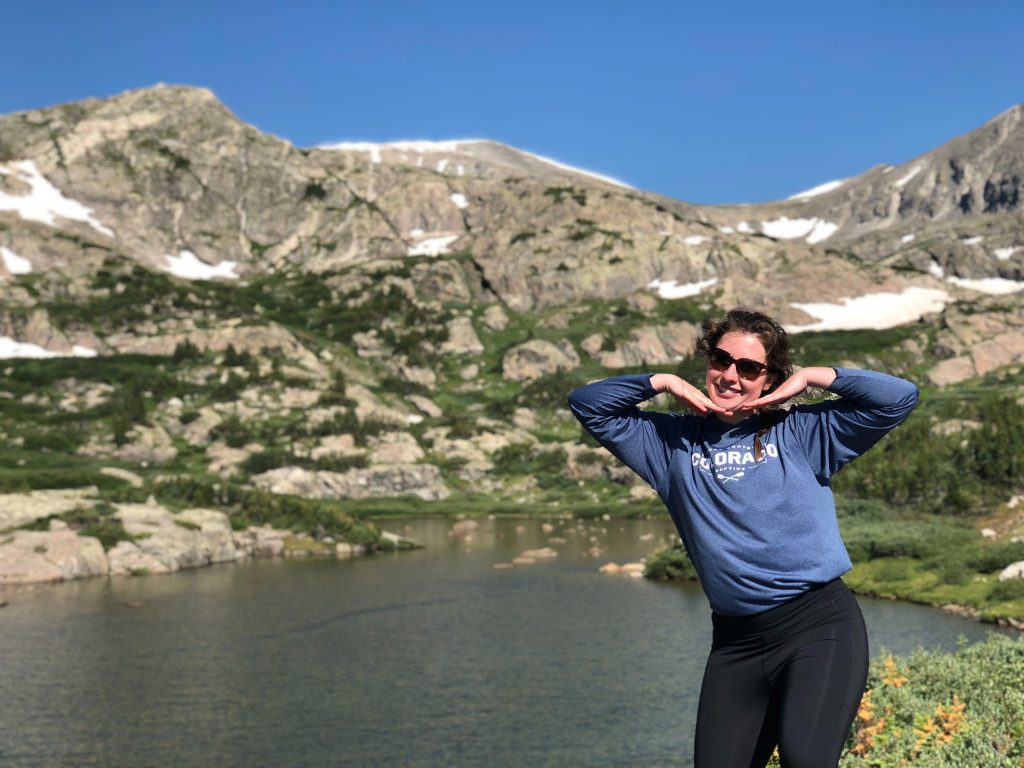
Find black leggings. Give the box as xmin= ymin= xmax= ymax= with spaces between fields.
xmin=694 ymin=579 xmax=868 ymax=768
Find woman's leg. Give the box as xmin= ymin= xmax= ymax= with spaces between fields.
xmin=772 ymin=587 xmax=869 ymax=768
xmin=693 ymin=640 xmax=775 ymax=768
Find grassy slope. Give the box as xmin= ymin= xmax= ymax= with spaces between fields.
xmin=1 ymin=260 xmax=1022 ymax=624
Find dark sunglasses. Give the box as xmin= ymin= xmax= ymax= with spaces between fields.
xmin=708 ymin=347 xmax=770 ymax=380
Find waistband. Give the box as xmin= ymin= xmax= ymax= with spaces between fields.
xmin=711 ymin=578 xmax=849 ymax=637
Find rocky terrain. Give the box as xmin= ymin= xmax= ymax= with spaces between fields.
xmin=0 ymin=85 xmax=1022 ymax=585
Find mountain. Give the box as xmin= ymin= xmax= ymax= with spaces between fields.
xmin=0 ymin=84 xmax=1021 ymax=517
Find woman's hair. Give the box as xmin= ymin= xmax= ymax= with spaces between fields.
xmin=694 ymin=308 xmax=794 ymax=395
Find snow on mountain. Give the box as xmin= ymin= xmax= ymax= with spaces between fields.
xmin=0 ymin=160 xmax=113 ymax=237
xmin=319 ymin=138 xmax=632 ymax=188
xmin=788 ymin=179 xmax=844 ymax=200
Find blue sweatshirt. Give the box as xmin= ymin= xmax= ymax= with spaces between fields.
xmin=568 ymin=369 xmax=919 ymax=616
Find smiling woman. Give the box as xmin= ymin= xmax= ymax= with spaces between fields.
xmin=568 ymin=307 xmax=920 ymax=768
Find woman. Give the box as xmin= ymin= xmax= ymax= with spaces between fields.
xmin=568 ymin=308 xmax=918 ymax=768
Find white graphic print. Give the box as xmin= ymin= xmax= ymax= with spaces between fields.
xmin=691 ymin=442 xmax=778 ymax=483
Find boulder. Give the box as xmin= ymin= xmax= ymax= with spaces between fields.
xmin=518 ymin=547 xmax=558 ymax=559
xmin=0 ymin=529 xmax=107 ymax=583
xmin=207 ymin=441 xmax=258 ymax=479
xmin=251 ymin=464 xmax=450 ymax=500
xmin=998 ymin=561 xmax=1024 ymax=581
xmin=0 ymin=488 xmax=99 ymax=530
xmin=502 ymin=339 xmax=581 ymax=383
xmin=112 ymin=502 xmax=239 ymax=574
xmin=591 ymin=321 xmax=699 ymax=368
xmin=440 ymin=316 xmax=485 ymax=355
xmin=99 ymin=467 xmax=144 ymax=488
xmin=449 ymin=519 xmax=479 ymax=536
xmin=407 ymin=394 xmax=443 ymax=419
xmin=930 ymin=419 xmax=983 ymax=437
xmin=482 ymin=305 xmax=509 ymax=331
xmin=233 ymin=525 xmax=290 ymax=558
xmin=309 ymin=434 xmax=363 ymax=461
xmin=368 ymin=432 xmax=424 ymax=464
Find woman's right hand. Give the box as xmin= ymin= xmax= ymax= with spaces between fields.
xmin=649 ymin=373 xmax=728 ymax=415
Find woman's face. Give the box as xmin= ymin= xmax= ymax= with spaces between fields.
xmin=705 ymin=331 xmax=776 ymax=423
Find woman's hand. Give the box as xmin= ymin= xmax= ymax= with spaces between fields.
xmin=740 ymin=367 xmax=837 ymax=411
xmin=649 ymin=373 xmax=728 ymax=416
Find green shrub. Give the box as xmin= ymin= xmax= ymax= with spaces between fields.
xmin=210 ymin=415 xmax=253 ymax=448
xmin=840 ymin=517 xmax=974 ymax=563
xmin=644 ymin=543 xmax=699 ymax=581
xmin=966 ymin=541 xmax=1024 ymax=573
xmin=840 ymin=634 xmax=1024 ymax=766
xmin=988 ymin=578 xmax=1024 ymax=603
xmin=20 ymin=503 xmax=138 ymax=551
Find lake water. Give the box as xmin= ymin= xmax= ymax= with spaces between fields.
xmin=1 ymin=516 xmax=1014 ymax=768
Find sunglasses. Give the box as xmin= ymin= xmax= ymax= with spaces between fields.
xmin=708 ymin=347 xmax=770 ymax=380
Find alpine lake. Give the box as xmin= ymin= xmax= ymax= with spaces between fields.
xmin=1 ymin=516 xmax=1015 ymax=768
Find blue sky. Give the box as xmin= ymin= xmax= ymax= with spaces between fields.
xmin=5 ymin=1 xmax=1022 ymax=204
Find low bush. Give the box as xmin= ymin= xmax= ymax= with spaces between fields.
xmin=838 ymin=634 xmax=1024 ymax=767
xmin=644 ymin=543 xmax=699 ymax=581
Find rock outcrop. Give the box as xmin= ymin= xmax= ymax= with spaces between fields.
xmin=251 ymin=464 xmax=450 ymax=500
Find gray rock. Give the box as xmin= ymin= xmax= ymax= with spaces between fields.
xmin=0 ymin=488 xmax=99 ymax=530
xmin=502 ymin=339 xmax=581 ymax=383
xmin=252 ymin=464 xmax=449 ymax=501
xmin=998 ymin=561 xmax=1024 ymax=581
xmin=0 ymin=529 xmax=107 ymax=584
xmin=112 ymin=502 xmax=239 ymax=574
xmin=440 ymin=316 xmax=485 ymax=355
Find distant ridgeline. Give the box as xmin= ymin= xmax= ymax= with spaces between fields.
xmin=0 ymin=86 xmax=1022 ymax=597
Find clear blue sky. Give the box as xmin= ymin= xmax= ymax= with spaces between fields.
xmin=5 ymin=1 xmax=1022 ymax=204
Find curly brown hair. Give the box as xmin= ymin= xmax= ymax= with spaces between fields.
xmin=694 ymin=308 xmax=794 ymax=395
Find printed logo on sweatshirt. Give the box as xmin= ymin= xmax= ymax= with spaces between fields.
xmin=691 ymin=442 xmax=778 ymax=483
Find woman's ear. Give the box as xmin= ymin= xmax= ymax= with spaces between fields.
xmin=762 ymin=374 xmax=775 ymax=393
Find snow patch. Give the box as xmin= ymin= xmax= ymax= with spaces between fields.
xmin=962 ymin=236 xmax=984 ymax=245
xmin=737 ymin=221 xmax=753 ymax=233
xmin=450 ymin=193 xmax=468 ymax=210
xmin=994 ymin=247 xmax=1020 ymax=261
xmin=648 ymin=277 xmax=718 ymax=299
xmin=321 ymin=138 xmax=629 ymax=187
xmin=947 ymin=276 xmax=1024 ymax=295
xmin=901 ymin=234 xmax=915 ymax=243
xmin=788 ymin=179 xmax=844 ymax=200
xmin=929 ymin=261 xmax=945 ymax=279
xmin=806 ymin=220 xmax=839 ymax=244
xmin=163 ymin=250 xmax=239 ymax=281
xmin=1 ymin=246 xmax=32 ymax=275
xmin=683 ymin=235 xmax=708 ymax=246
xmin=893 ymin=165 xmax=921 ymax=189
xmin=759 ymin=217 xmax=838 ymax=244
xmin=408 ymin=235 xmax=460 ymax=257
xmin=0 ymin=160 xmax=113 ymax=237
xmin=786 ymin=287 xmax=951 ymax=333
xmin=718 ymin=226 xmax=736 ymax=234
xmin=518 ymin=148 xmax=634 ymax=189
xmin=0 ymin=337 xmax=97 ymax=359
xmin=437 ymin=159 xmax=449 ymax=173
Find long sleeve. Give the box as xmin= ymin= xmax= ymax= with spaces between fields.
xmin=789 ymin=367 xmax=920 ymax=480
xmin=567 ymin=374 xmax=682 ymax=495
